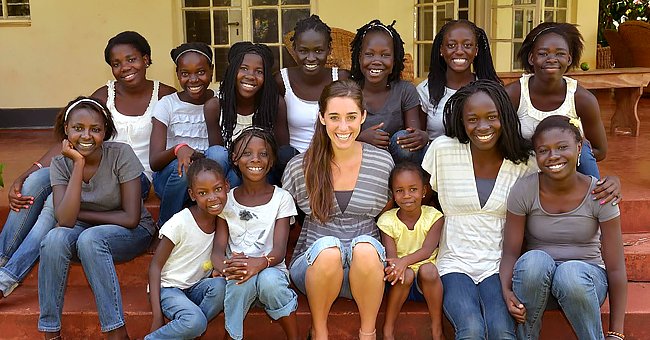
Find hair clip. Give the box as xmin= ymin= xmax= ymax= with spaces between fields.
xmin=531 ymin=26 xmax=556 ymax=44
xmin=362 ymin=20 xmax=394 ymax=39
xmin=174 ymin=49 xmax=212 ymax=64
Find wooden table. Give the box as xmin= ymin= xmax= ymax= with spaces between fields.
xmin=498 ymin=67 xmax=650 ymax=136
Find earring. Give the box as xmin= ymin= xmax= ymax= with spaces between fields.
xmin=576 ymin=146 xmax=581 ymax=167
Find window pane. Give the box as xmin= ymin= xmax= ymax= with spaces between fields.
xmin=252 ymin=9 xmax=279 ymax=43
xmin=7 ymin=4 xmax=29 ymax=16
xmin=184 ymin=0 xmax=210 ymax=7
xmin=556 ymin=9 xmax=566 ymax=22
xmin=214 ymin=48 xmax=230 ymax=82
xmin=268 ymin=45 xmax=281 ymax=74
xmin=282 ymin=0 xmax=309 ymax=4
xmin=418 ymin=0 xmax=434 ymax=3
xmin=558 ymin=0 xmax=567 ymax=7
xmin=545 ymin=0 xmax=554 ymax=6
xmin=514 ymin=10 xmax=523 ymax=39
xmin=459 ymin=10 xmax=469 ymax=20
xmin=185 ymin=11 xmax=211 ymax=44
xmin=418 ymin=43 xmax=433 ymax=75
xmin=213 ymin=10 xmax=230 ymax=45
xmin=282 ymin=8 xmax=310 ymax=35
xmin=252 ymin=0 xmax=277 ymax=5
xmin=513 ymin=42 xmax=523 ymax=69
xmin=214 ymin=0 xmax=232 ymax=5
xmin=436 ymin=4 xmax=451 ymax=33
xmin=418 ymin=6 xmax=434 ymax=41
xmin=459 ymin=0 xmax=469 ymax=7
xmin=544 ymin=10 xmax=553 ymax=22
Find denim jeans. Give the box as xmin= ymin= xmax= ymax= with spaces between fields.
xmin=145 ymin=277 xmax=226 ymax=340
xmin=578 ymin=140 xmax=600 ymax=179
xmin=153 ymin=159 xmax=191 ymax=225
xmin=205 ymin=145 xmax=241 ymax=188
xmin=511 ymin=250 xmax=608 ymax=340
xmin=140 ymin=172 xmax=152 ymax=199
xmin=224 ymin=267 xmax=297 ymax=340
xmin=0 ymin=167 xmax=51 ymax=267
xmin=38 ymin=223 xmax=152 ymax=332
xmin=389 ymin=129 xmax=426 ymax=165
xmin=289 ymin=235 xmax=386 ymax=299
xmin=0 ymin=193 xmax=55 ymax=297
xmin=441 ymin=272 xmax=516 ymax=340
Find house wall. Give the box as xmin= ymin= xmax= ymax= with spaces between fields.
xmin=0 ymin=0 xmax=599 ymax=112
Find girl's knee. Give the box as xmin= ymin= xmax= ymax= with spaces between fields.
xmin=552 ymin=261 xmax=598 ymax=299
xmin=401 ymin=268 xmax=416 ymax=285
xmin=179 ymin=313 xmax=208 ymax=337
xmin=418 ymin=263 xmax=440 ymax=282
xmin=351 ymin=242 xmax=382 ymax=264
xmin=514 ymin=250 xmax=555 ymax=281
xmin=76 ymin=230 xmax=106 ymax=256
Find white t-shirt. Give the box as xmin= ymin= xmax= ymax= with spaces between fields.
xmin=219 ymin=186 xmax=297 ymax=271
xmin=152 ymin=92 xmax=210 ymax=153
xmin=159 ymin=208 xmax=215 ymax=289
xmin=417 ymin=79 xmax=457 ymax=141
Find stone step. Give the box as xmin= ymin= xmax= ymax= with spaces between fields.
xmin=1 ymin=284 xmax=649 ymax=339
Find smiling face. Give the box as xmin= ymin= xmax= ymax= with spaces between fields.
xmin=236 ymin=53 xmax=264 ymax=100
xmin=233 ymin=136 xmax=273 ymax=182
xmin=462 ymin=91 xmax=502 ymax=152
xmin=188 ymin=170 xmax=228 ymax=216
xmin=441 ymin=23 xmax=477 ymax=74
xmin=359 ymin=31 xmax=394 ymax=84
xmin=528 ymin=32 xmax=571 ymax=79
xmin=176 ymin=52 xmax=213 ymax=101
xmin=391 ymin=169 xmax=425 ymax=214
xmin=65 ymin=108 xmax=106 ymax=158
xmin=109 ymin=44 xmax=149 ymax=87
xmin=294 ymin=29 xmax=330 ymax=75
xmin=319 ymin=96 xmax=366 ymax=151
xmin=534 ymin=128 xmax=581 ymax=179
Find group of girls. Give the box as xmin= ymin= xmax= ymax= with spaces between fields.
xmin=0 ymin=12 xmax=627 ymax=340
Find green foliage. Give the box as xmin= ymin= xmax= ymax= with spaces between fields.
xmin=599 ymin=0 xmax=650 ymax=45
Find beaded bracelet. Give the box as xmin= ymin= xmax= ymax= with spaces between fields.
xmin=606 ymin=331 xmax=625 ymax=340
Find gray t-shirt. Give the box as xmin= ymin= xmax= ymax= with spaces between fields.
xmin=50 ymin=142 xmax=155 ymax=235
xmin=361 ymin=80 xmax=421 ymax=136
xmin=282 ymin=143 xmax=394 ymax=266
xmin=508 ymin=173 xmax=620 ymax=267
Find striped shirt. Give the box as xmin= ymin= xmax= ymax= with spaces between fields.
xmin=422 ymin=136 xmax=536 ymax=283
xmin=282 ymin=143 xmax=394 ymax=266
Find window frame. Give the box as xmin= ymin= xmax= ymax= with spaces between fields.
xmin=0 ymin=0 xmax=31 ymax=26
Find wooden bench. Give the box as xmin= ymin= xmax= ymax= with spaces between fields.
xmin=499 ymin=67 xmax=650 ymax=136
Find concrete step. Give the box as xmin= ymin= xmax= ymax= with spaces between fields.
xmin=1 ymin=284 xmax=649 ymax=339
xmin=12 ymin=232 xmax=650 ymax=291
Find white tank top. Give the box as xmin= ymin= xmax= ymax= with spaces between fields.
xmin=517 ymin=73 xmax=582 ymax=139
xmin=281 ymin=67 xmax=339 ymax=153
xmin=106 ymin=80 xmax=160 ymax=181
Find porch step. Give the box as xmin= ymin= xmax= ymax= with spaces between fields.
xmin=1 ymin=284 xmax=649 ymax=340
xmin=12 ymin=232 xmax=650 ymax=290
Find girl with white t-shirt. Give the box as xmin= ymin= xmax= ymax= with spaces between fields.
xmin=147 ymin=155 xmax=228 ymax=339
xmin=212 ymin=128 xmax=299 ymax=340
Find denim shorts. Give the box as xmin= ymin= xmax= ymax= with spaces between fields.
xmin=289 ymin=235 xmax=386 ymax=299
xmin=385 ymin=278 xmax=426 ymax=302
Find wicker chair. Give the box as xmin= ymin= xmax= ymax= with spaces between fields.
xmin=616 ymin=21 xmax=650 ymax=93
xmin=283 ymin=27 xmax=414 ymax=82
xmin=603 ymin=29 xmax=632 ymax=68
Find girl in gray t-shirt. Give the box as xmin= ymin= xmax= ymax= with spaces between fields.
xmin=38 ymin=97 xmax=154 ymax=339
xmin=500 ymin=115 xmax=626 ymax=340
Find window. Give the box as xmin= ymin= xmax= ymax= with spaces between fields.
xmin=181 ymin=0 xmax=310 ymax=82
xmin=414 ymin=0 xmax=472 ymax=77
xmin=1 ymin=0 xmax=30 ymax=20
xmin=491 ymin=0 xmax=570 ymax=71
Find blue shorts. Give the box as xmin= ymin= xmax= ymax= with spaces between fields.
xmin=289 ymin=235 xmax=386 ymax=299
xmin=385 ymin=279 xmax=426 ymax=302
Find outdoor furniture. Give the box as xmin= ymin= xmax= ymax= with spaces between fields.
xmin=606 ymin=21 xmax=650 ymax=95
xmin=499 ymin=68 xmax=650 ymax=136
xmin=283 ymin=27 xmax=414 ymax=82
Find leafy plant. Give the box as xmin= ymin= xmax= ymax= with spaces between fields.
xmin=599 ymin=0 xmax=650 ymax=45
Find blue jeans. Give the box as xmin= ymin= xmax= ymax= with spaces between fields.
xmin=0 ymin=167 xmax=51 ymax=267
xmin=512 ymin=250 xmax=608 ymax=340
xmin=0 ymin=193 xmax=55 ymax=296
xmin=145 ymin=277 xmax=226 ymax=340
xmin=153 ymin=159 xmax=191 ymax=225
xmin=578 ymin=140 xmax=600 ymax=179
xmin=441 ymin=272 xmax=516 ymax=340
xmin=140 ymin=173 xmax=151 ymax=199
xmin=289 ymin=235 xmax=386 ymax=299
xmin=205 ymin=145 xmax=241 ymax=188
xmin=224 ymin=267 xmax=297 ymax=340
xmin=389 ymin=129 xmax=426 ymax=164
xmin=38 ymin=223 xmax=152 ymax=332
